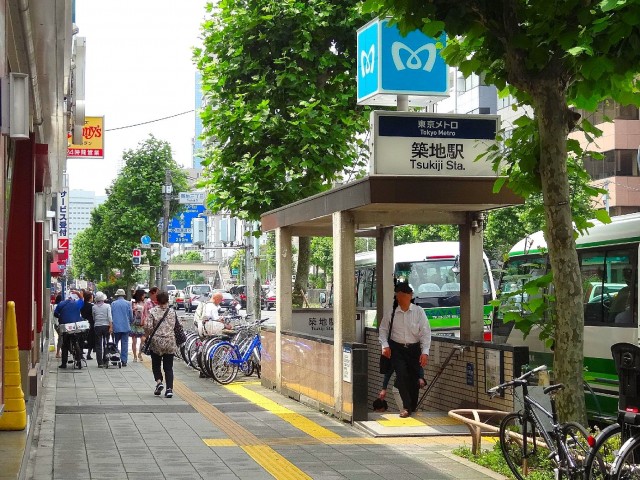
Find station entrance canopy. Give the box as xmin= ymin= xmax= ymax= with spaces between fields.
xmin=260 ymin=174 xmax=522 ymax=422
xmin=261 ymin=175 xmax=522 ymax=236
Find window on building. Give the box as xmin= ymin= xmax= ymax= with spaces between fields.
xmin=584 ymin=149 xmax=637 ymax=180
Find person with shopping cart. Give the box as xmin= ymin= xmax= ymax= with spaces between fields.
xmin=378 ymin=282 xmax=431 ymax=418
xmin=54 ymin=289 xmax=85 ymax=369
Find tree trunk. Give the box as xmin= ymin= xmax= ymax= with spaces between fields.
xmin=293 ymin=236 xmax=311 ymax=307
xmin=534 ymin=87 xmax=587 ymax=424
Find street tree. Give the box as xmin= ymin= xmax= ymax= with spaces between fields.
xmin=364 ymin=0 xmax=640 ymax=422
xmin=72 ymin=136 xmax=188 ymax=289
xmin=194 ymin=0 xmax=370 ymax=303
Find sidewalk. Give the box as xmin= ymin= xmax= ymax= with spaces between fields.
xmin=17 ymin=347 xmax=504 ymax=480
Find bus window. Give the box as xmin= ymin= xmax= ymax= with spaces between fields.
xmin=581 ymin=250 xmax=636 ymax=325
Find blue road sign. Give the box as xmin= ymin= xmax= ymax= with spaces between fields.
xmin=140 ymin=235 xmax=151 ymax=245
xmin=168 ymin=204 xmax=206 ymax=244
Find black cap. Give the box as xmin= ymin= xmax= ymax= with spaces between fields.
xmin=394 ymin=282 xmax=413 ymax=294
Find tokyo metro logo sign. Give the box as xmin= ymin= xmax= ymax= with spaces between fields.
xmin=391 ymin=42 xmax=437 ymax=72
xmin=360 ymin=45 xmax=375 ymax=77
xmin=356 ymin=18 xmax=448 ymax=105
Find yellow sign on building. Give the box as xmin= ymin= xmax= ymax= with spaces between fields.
xmin=67 ymin=116 xmax=104 ymax=158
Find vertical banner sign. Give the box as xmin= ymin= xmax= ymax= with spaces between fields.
xmin=67 ymin=116 xmax=104 ymax=158
xmin=57 ymin=190 xmax=69 ymax=268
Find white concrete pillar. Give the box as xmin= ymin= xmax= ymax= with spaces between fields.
xmin=376 ymin=227 xmax=394 ymax=327
xmin=459 ymin=214 xmax=484 ymax=341
xmin=275 ymin=227 xmax=292 ymax=391
xmin=332 ymin=211 xmax=355 ymax=414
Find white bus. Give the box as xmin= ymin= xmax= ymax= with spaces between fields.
xmin=355 ymin=241 xmax=497 ymax=338
xmin=494 ymin=212 xmax=640 ymax=422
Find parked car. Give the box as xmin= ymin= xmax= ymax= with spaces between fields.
xmin=230 ymin=285 xmax=247 ymax=308
xmin=264 ymin=290 xmax=276 ymax=310
xmin=217 ymin=292 xmax=240 ymax=312
xmin=184 ymin=284 xmax=213 ymax=312
xmin=171 ymin=290 xmax=185 ymax=310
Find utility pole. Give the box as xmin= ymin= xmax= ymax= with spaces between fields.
xmin=244 ymin=220 xmax=254 ymax=316
xmin=160 ymin=169 xmax=172 ymax=291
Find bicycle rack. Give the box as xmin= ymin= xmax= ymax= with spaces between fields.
xmin=415 ymin=345 xmax=466 ymax=411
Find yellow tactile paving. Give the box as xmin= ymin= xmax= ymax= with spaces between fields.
xmin=142 ymin=362 xmax=312 ymax=478
xmin=224 ymin=384 xmax=341 ymax=439
xmin=377 ymin=417 xmax=428 ymax=427
xmin=243 ymin=445 xmax=312 ymax=480
xmin=203 ymin=439 xmax=237 ymax=447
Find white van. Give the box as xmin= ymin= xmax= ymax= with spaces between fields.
xmin=184 ymin=284 xmax=212 ymax=312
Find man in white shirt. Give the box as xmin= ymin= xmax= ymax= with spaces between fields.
xmin=379 ymin=282 xmax=431 ymax=418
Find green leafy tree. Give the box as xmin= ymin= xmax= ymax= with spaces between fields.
xmin=71 ymin=136 xmax=189 ymax=290
xmin=365 ymin=0 xmax=639 ymax=422
xmin=194 ymin=0 xmax=370 ymax=303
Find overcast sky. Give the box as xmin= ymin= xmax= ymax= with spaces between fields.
xmin=69 ymin=0 xmax=208 ymax=195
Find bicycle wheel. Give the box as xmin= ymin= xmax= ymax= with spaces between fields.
xmin=500 ymin=412 xmax=547 ymax=480
xmin=240 ymin=360 xmax=255 ymax=377
xmin=611 ymin=434 xmax=640 ymax=480
xmin=584 ymin=423 xmax=622 ymax=480
xmin=560 ymin=421 xmax=590 ymax=479
xmin=71 ymin=336 xmax=83 ymax=369
xmin=210 ymin=343 xmax=238 ymax=385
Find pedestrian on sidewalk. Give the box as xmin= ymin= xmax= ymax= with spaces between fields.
xmin=130 ymin=289 xmax=146 ymax=362
xmin=379 ymin=282 xmax=431 ymax=418
xmin=80 ymin=290 xmax=95 ymax=360
xmin=54 ymin=291 xmax=63 ymax=358
xmin=111 ymin=289 xmax=132 ymax=366
xmin=92 ymin=292 xmax=112 ymax=367
xmin=54 ymin=289 xmax=85 ymax=369
xmin=144 ymin=291 xmax=178 ymax=398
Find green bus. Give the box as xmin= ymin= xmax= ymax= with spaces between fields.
xmin=494 ymin=212 xmax=640 ymax=422
xmin=355 ymin=241 xmax=496 ymax=339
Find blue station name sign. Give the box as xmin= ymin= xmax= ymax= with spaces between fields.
xmin=371 ymin=111 xmax=500 ymax=176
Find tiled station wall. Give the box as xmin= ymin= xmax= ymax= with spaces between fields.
xmin=366 ymin=328 xmax=528 ymax=413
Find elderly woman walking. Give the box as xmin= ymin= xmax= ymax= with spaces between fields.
xmin=144 ymin=291 xmax=179 ymax=398
xmin=92 ymin=292 xmax=112 ymax=367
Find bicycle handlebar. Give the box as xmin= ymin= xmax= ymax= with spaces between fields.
xmin=488 ymin=365 xmax=548 ymax=397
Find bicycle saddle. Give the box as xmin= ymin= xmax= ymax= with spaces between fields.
xmin=543 ymin=384 xmax=564 ymax=395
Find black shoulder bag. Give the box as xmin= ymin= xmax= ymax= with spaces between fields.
xmin=379 ymin=305 xmax=396 ymax=374
xmin=141 ymin=308 xmax=170 ymax=355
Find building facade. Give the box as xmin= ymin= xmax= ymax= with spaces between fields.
xmin=0 ymin=0 xmax=74 ymax=417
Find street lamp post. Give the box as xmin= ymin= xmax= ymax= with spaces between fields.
xmin=160 ymin=170 xmax=172 ymax=291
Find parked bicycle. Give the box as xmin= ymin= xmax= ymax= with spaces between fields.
xmin=488 ymin=365 xmax=590 ymax=480
xmin=208 ymin=320 xmax=264 ymax=385
xmin=588 ymin=343 xmax=640 ymax=480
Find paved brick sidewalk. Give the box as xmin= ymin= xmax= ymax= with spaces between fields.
xmin=21 ymin=349 xmax=504 ymax=480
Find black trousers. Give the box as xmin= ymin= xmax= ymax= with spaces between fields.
xmin=389 ymin=340 xmax=421 ymax=411
xmin=94 ymin=325 xmax=110 ymax=366
xmin=151 ymin=351 xmax=174 ymax=389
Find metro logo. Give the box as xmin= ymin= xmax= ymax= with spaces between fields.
xmin=391 ymin=42 xmax=437 ymax=72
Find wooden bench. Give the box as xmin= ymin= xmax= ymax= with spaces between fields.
xmin=448 ymin=409 xmax=509 ymax=454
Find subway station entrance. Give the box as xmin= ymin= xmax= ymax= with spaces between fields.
xmin=259 ymin=175 xmax=526 ymax=425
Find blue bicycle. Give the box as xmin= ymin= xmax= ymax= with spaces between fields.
xmin=208 ymin=321 xmax=262 ymax=384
